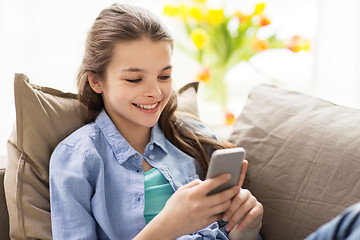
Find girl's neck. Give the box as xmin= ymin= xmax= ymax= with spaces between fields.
xmin=117 ymin=124 xmax=151 ymax=155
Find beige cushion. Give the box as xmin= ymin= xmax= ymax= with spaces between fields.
xmin=5 ymin=73 xmax=199 ymax=239
xmin=228 ymin=84 xmax=360 ymax=240
xmin=177 ymin=81 xmax=199 ymax=117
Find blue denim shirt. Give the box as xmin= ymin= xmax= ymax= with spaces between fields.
xmin=50 ymin=110 xmax=228 ymax=240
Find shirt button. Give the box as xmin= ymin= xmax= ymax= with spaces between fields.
xmin=149 ymin=154 xmax=155 ymax=160
xmin=149 ymin=144 xmax=154 ymax=151
xmin=137 ymin=197 xmax=141 ymax=202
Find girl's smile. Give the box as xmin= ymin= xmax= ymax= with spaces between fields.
xmin=132 ymin=101 xmax=161 ymax=113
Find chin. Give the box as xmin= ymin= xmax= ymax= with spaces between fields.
xmin=141 ymin=119 xmax=159 ymax=128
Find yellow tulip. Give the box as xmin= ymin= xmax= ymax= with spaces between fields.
xmin=163 ymin=4 xmax=177 ymax=17
xmin=194 ymin=0 xmax=207 ymax=3
xmin=177 ymin=3 xmax=190 ymax=19
xmin=190 ymin=28 xmax=210 ymax=49
xmin=207 ymin=9 xmax=224 ymax=25
xmin=190 ymin=5 xmax=203 ymax=22
xmin=253 ymin=3 xmax=266 ymax=16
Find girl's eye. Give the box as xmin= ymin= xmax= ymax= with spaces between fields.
xmin=158 ymin=75 xmax=171 ymax=80
xmin=125 ymin=79 xmax=142 ymax=83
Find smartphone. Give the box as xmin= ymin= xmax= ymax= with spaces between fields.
xmin=206 ymin=147 xmax=246 ymax=195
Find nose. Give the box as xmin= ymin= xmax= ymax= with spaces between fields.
xmin=145 ymin=81 xmax=161 ymax=99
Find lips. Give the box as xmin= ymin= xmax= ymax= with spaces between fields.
xmin=133 ymin=102 xmax=160 ymax=110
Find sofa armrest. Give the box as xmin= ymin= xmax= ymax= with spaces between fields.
xmin=0 ymin=168 xmax=10 ymax=240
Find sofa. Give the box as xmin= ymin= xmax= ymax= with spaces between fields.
xmin=1 ymin=73 xmax=359 ymax=239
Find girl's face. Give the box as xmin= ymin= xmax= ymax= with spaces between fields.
xmin=93 ymin=38 xmax=173 ymax=132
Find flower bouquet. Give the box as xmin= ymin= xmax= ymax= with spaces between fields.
xmin=163 ymin=1 xmax=310 ymax=124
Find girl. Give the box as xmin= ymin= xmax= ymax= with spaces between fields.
xmin=49 ymin=3 xmax=263 ymax=240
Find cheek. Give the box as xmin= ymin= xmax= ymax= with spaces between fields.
xmin=163 ymin=86 xmax=173 ymax=103
xmin=105 ymin=87 xmax=129 ymax=104
xmin=164 ymin=80 xmax=173 ymax=94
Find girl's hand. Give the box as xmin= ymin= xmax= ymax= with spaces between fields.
xmin=223 ymin=160 xmax=264 ymax=239
xmin=152 ymin=173 xmax=241 ymax=239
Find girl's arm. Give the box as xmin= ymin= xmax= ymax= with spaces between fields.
xmin=174 ymin=118 xmax=264 ymax=240
xmin=50 ymin=144 xmax=97 ymax=239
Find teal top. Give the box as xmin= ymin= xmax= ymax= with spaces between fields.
xmin=144 ymin=168 xmax=175 ymax=224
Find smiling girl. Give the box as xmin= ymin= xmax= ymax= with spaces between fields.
xmin=49 ymin=4 xmax=263 ymax=240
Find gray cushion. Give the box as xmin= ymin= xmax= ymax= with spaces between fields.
xmin=228 ymin=84 xmax=360 ymax=240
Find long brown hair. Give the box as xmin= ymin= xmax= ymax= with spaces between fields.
xmin=77 ymin=3 xmax=233 ymax=176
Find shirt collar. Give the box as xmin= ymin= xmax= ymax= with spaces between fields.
xmin=95 ymin=110 xmax=137 ymax=165
xmin=95 ymin=110 xmax=168 ymax=165
xmin=150 ymin=123 xmax=169 ymax=155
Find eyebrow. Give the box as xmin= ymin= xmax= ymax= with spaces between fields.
xmin=121 ymin=65 xmax=173 ymax=73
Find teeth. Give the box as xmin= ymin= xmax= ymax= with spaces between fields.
xmin=136 ymin=103 xmax=158 ymax=109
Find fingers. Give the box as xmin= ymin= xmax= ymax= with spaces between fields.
xmin=235 ymin=204 xmax=263 ymax=232
xmin=207 ymin=185 xmax=240 ymax=207
xmin=223 ymin=189 xmax=263 ymax=232
xmin=188 ymin=174 xmax=240 ymax=211
xmin=237 ymin=160 xmax=248 ymax=187
xmin=180 ymin=174 xmax=242 ymax=215
xmin=208 ymin=199 xmax=232 ymax=216
xmin=208 ymin=185 xmax=240 ymax=203
xmin=196 ymin=173 xmax=231 ymax=195
xmin=223 ymin=188 xmax=251 ymax=222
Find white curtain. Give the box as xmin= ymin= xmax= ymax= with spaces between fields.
xmin=311 ymin=0 xmax=360 ymax=108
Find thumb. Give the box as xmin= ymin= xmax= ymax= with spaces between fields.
xmin=237 ymin=160 xmax=248 ymax=187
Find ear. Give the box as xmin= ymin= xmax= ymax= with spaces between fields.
xmin=88 ymin=71 xmax=103 ymax=94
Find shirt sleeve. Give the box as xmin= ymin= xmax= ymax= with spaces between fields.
xmin=49 ymin=143 xmax=97 ymax=240
xmin=177 ymin=222 xmax=228 ymax=240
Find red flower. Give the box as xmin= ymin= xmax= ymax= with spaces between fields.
xmin=258 ymin=15 xmax=271 ymax=26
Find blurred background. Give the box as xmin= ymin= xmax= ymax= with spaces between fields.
xmin=1 ymin=0 xmax=360 ymax=158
